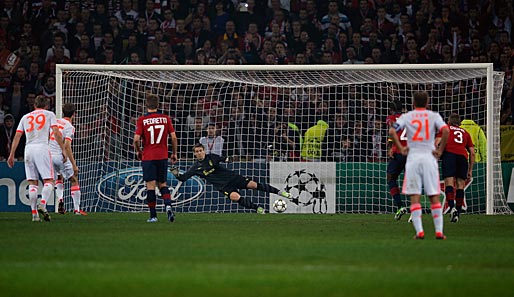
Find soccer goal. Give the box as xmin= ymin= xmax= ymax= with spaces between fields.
xmin=55 ymin=64 xmax=512 ymax=215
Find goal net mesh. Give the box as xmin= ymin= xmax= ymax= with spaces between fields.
xmin=58 ymin=66 xmax=511 ymax=214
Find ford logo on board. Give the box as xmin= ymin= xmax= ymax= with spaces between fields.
xmin=97 ymin=167 xmax=204 ymax=208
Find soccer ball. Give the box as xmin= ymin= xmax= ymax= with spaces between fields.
xmin=273 ymin=199 xmax=287 ymax=213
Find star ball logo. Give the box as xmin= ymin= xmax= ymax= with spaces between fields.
xmin=284 ymin=169 xmax=328 ymax=214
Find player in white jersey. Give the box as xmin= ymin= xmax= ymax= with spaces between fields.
xmin=7 ymin=96 xmax=67 ymax=222
xmin=389 ymin=92 xmax=449 ymax=240
xmin=50 ymin=103 xmax=85 ymax=215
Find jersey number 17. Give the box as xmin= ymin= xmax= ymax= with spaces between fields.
xmin=147 ymin=125 xmax=164 ymax=144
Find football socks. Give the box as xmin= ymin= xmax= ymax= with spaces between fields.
xmin=410 ymin=203 xmax=423 ymax=236
xmin=431 ymin=202 xmax=443 ymax=235
xmin=147 ymin=190 xmax=157 ymax=218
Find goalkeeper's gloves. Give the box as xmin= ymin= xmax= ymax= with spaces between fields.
xmin=169 ymin=167 xmax=180 ymax=178
xmin=225 ymin=156 xmax=234 ymax=163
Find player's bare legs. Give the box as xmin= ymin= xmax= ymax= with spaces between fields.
xmin=158 ymin=181 xmax=174 ymax=222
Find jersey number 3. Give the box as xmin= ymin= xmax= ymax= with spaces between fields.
xmin=147 ymin=125 xmax=165 ymax=144
xmin=453 ymin=130 xmax=463 ymax=144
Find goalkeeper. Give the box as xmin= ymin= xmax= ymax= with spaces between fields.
xmin=171 ymin=143 xmax=291 ymax=214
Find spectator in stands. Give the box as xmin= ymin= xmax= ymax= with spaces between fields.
xmin=31 ymin=0 xmax=57 ymax=36
xmin=40 ymin=75 xmax=55 ymax=111
xmin=0 ymin=113 xmax=24 ymax=161
xmin=326 ymin=113 xmax=349 ymax=160
xmin=242 ymin=110 xmax=269 ymax=162
xmin=212 ymin=0 xmax=230 ymax=37
xmin=266 ymin=0 xmax=290 ymax=24
xmin=26 ymin=62 xmax=43 ymax=92
xmin=160 ymin=8 xmax=176 ymax=38
xmin=146 ymin=28 xmax=165 ymax=62
xmin=91 ymin=2 xmax=109 ymax=29
xmin=20 ymin=22 xmax=37 ymax=47
xmin=45 ymin=47 xmax=70 ymax=74
xmin=218 ymin=20 xmax=242 ymax=52
xmin=170 ymin=18 xmax=190 ymax=49
xmin=200 ymin=122 xmax=224 ymax=156
xmin=0 ymin=94 xmax=6 ymax=125
xmin=349 ymin=0 xmax=375 ymax=31
xmin=375 ymin=6 xmax=395 ymax=37
xmin=121 ymin=34 xmax=145 ymax=64
xmin=45 ymin=31 xmax=71 ymax=63
xmin=168 ymin=0 xmax=186 ymax=20
xmin=293 ymin=52 xmax=306 ymax=64
xmin=142 ymin=0 xmax=162 ymax=25
xmin=115 ymin=0 xmax=139 ymax=26
xmin=321 ymin=1 xmax=352 ymax=36
xmin=225 ymin=105 xmax=245 ymax=159
xmin=234 ymin=0 xmax=264 ymax=35
xmin=350 ymin=32 xmax=368 ymax=61
xmin=13 ymin=35 xmax=31 ymax=62
xmin=97 ymin=46 xmax=117 ymax=64
xmin=348 ymin=120 xmax=371 ymax=162
xmin=189 ymin=16 xmax=210 ymax=50
xmin=2 ymin=0 xmax=23 ymax=28
xmin=240 ymin=22 xmax=262 ymax=63
xmin=343 ymin=47 xmax=363 ymax=64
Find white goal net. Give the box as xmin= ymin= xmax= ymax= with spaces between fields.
xmin=56 ymin=64 xmax=512 ymax=215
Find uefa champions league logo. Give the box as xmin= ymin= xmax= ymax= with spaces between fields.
xmin=97 ymin=167 xmax=204 ymax=207
xmin=284 ymin=169 xmax=328 ymax=214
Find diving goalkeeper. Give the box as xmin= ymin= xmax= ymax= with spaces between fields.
xmin=170 ymin=143 xmax=291 ymax=214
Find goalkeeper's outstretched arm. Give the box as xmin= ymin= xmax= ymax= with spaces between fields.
xmin=170 ymin=166 xmax=196 ymax=182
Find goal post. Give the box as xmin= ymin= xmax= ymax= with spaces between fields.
xmin=55 ymin=63 xmax=512 ymax=215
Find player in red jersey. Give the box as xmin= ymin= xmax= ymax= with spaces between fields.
xmin=386 ymin=100 xmax=409 ymax=220
xmin=134 ymin=94 xmax=178 ymax=223
xmin=439 ymin=114 xmax=475 ymax=223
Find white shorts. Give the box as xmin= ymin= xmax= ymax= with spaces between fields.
xmin=52 ymin=153 xmax=74 ymax=180
xmin=402 ymin=152 xmax=441 ymax=196
xmin=24 ymin=144 xmax=54 ymax=181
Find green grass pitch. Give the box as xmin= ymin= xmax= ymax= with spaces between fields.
xmin=1 ymin=212 xmax=513 ymax=297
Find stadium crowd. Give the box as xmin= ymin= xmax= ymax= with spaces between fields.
xmin=0 ymin=0 xmax=513 ymax=162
